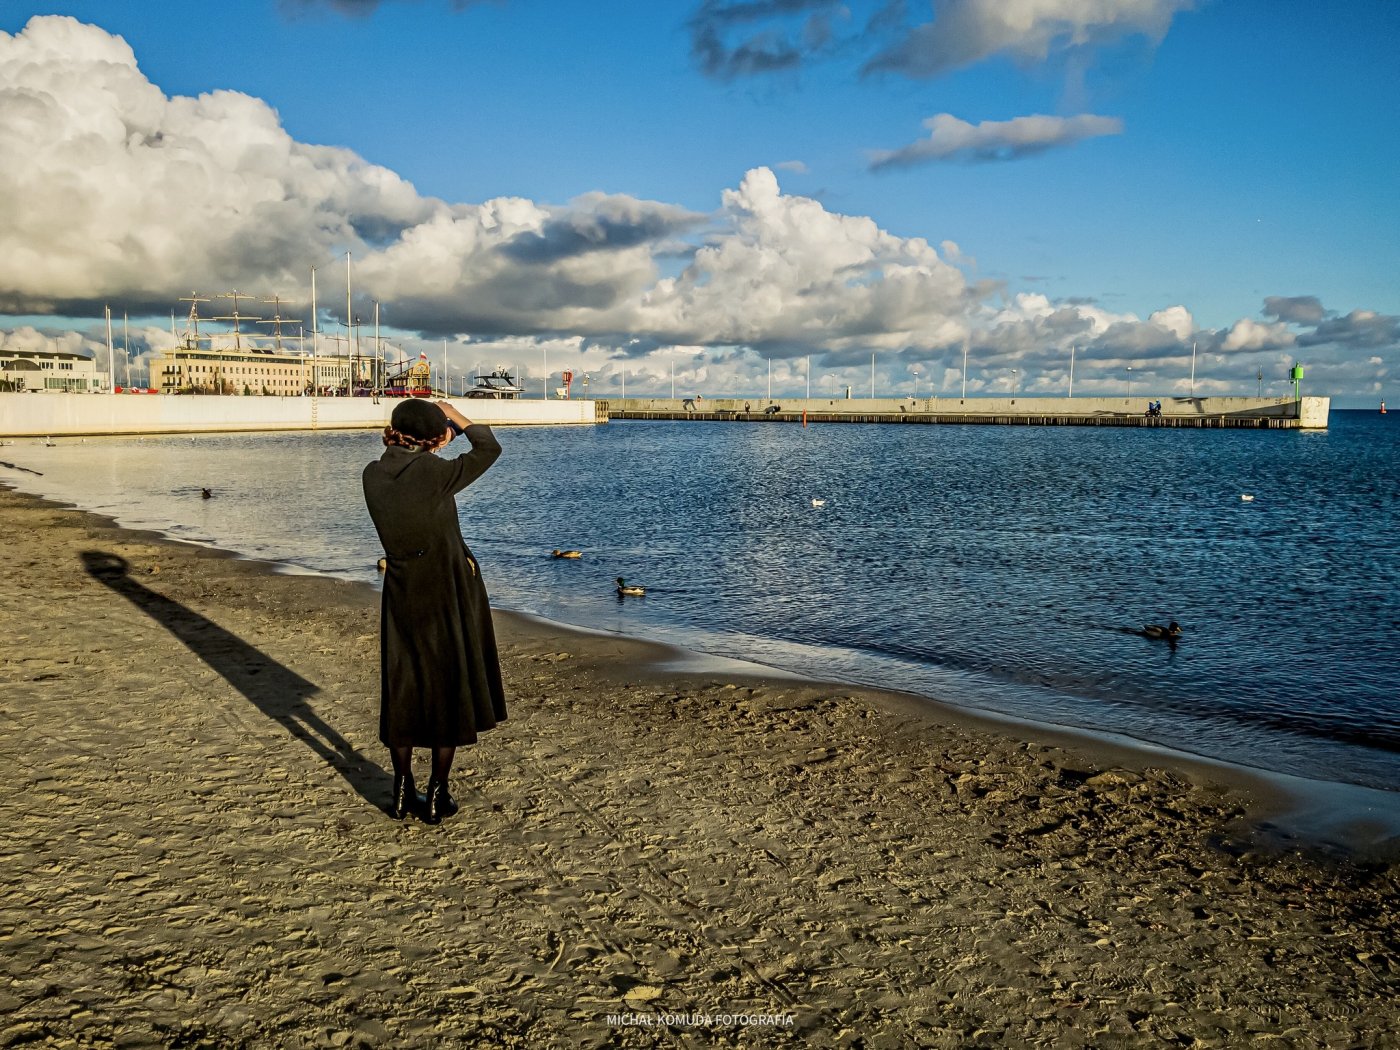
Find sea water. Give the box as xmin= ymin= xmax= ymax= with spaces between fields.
xmin=3 ymin=411 xmax=1397 ymax=795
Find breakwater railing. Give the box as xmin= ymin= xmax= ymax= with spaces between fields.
xmin=607 ymin=395 xmax=1330 ymax=430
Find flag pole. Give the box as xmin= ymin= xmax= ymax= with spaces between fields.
xmin=345 ymin=252 xmax=353 ymax=395
xmin=105 ymin=307 xmax=115 ymax=394
xmin=311 ymin=267 xmax=319 ymax=396
xmin=961 ymin=338 xmax=969 ymax=400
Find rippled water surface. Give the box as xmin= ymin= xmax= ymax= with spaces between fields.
xmin=5 ymin=410 xmax=1397 ymax=792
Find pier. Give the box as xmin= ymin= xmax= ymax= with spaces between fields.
xmin=0 ymin=392 xmax=606 ymax=437
xmin=605 ymin=394 xmax=1330 ymax=430
xmin=0 ymin=392 xmax=1332 ymax=437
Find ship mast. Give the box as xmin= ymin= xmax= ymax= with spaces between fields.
xmin=179 ymin=293 xmax=211 ymax=349
xmin=210 ymin=290 xmax=258 ymax=353
xmin=257 ymin=295 xmax=300 ymax=353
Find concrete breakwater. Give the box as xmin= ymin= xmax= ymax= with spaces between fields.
xmin=0 ymin=392 xmax=606 ymax=437
xmin=607 ymin=394 xmax=1330 ymax=429
xmin=0 ymin=392 xmax=1331 ymax=436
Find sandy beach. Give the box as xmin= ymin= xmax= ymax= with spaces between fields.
xmin=1 ymin=484 xmax=1396 ymax=1048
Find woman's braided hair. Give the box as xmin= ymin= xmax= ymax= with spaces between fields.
xmin=382 ymin=424 xmax=444 ymax=451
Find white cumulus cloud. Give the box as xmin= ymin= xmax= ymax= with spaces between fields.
xmin=1148 ymin=305 xmax=1194 ymax=342
xmin=872 ymin=113 xmax=1123 ymax=169
xmin=866 ymin=0 xmax=1198 ymax=78
xmin=0 ymin=16 xmax=977 ymax=358
xmin=1221 ymin=318 xmax=1295 ymax=353
xmin=629 ymin=167 xmax=971 ymax=350
xmin=0 ymin=15 xmax=438 ymax=315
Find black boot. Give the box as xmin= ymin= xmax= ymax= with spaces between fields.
xmin=424 ymin=778 xmax=459 ymax=825
xmin=390 ymin=772 xmax=419 ymax=820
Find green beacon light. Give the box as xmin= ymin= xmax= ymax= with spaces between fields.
xmin=1290 ymin=362 xmax=1304 ymax=401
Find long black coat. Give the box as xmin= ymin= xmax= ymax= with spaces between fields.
xmin=361 ymin=425 xmax=506 ymax=747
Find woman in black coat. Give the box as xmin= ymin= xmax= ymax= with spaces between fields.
xmin=362 ymin=398 xmax=506 ymax=824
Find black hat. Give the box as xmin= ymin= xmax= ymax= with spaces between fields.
xmin=390 ymin=398 xmax=448 ymax=441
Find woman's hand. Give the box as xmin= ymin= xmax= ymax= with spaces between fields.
xmin=436 ymin=400 xmax=473 ymax=434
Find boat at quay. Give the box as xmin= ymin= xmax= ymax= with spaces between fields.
xmin=464 ymin=368 xmax=523 ymax=399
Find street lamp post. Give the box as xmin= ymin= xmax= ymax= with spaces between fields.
xmin=1010 ymin=368 xmax=1018 ymax=400
xmin=912 ymin=370 xmax=921 ymax=399
xmin=1127 ymin=366 xmax=1134 ymax=399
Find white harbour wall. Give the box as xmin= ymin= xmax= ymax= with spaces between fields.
xmin=0 ymin=393 xmax=602 ymax=437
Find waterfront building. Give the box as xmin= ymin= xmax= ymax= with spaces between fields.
xmin=151 ymin=345 xmax=385 ymax=396
xmin=154 ymin=291 xmax=375 ymax=395
xmin=155 ymin=344 xmax=310 ymax=395
xmin=0 ymin=347 xmax=108 ymax=393
xmin=157 ymin=291 xmax=311 ymax=395
xmin=307 ymin=353 xmax=377 ymax=396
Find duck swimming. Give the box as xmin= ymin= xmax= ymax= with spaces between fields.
xmin=551 ymin=549 xmax=583 ymax=559
xmin=1142 ymin=621 xmax=1182 ymax=640
xmin=616 ymin=577 xmax=645 ymax=596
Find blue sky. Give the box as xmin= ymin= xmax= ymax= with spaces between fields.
xmin=1 ymin=1 xmax=1397 ymax=404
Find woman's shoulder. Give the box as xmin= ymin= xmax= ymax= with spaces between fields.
xmin=363 ymin=446 xmax=439 ymax=478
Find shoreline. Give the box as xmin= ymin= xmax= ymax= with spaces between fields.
xmin=4 ymin=472 xmax=1394 ymax=857
xmin=2 ymin=483 xmax=1397 ymax=1045
xmin=509 ymin=607 xmax=1400 ymax=858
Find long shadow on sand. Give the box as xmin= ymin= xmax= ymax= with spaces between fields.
xmin=81 ymin=549 xmax=389 ymax=811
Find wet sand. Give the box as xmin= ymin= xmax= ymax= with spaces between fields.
xmin=1 ymin=484 xmax=1396 ymax=1048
